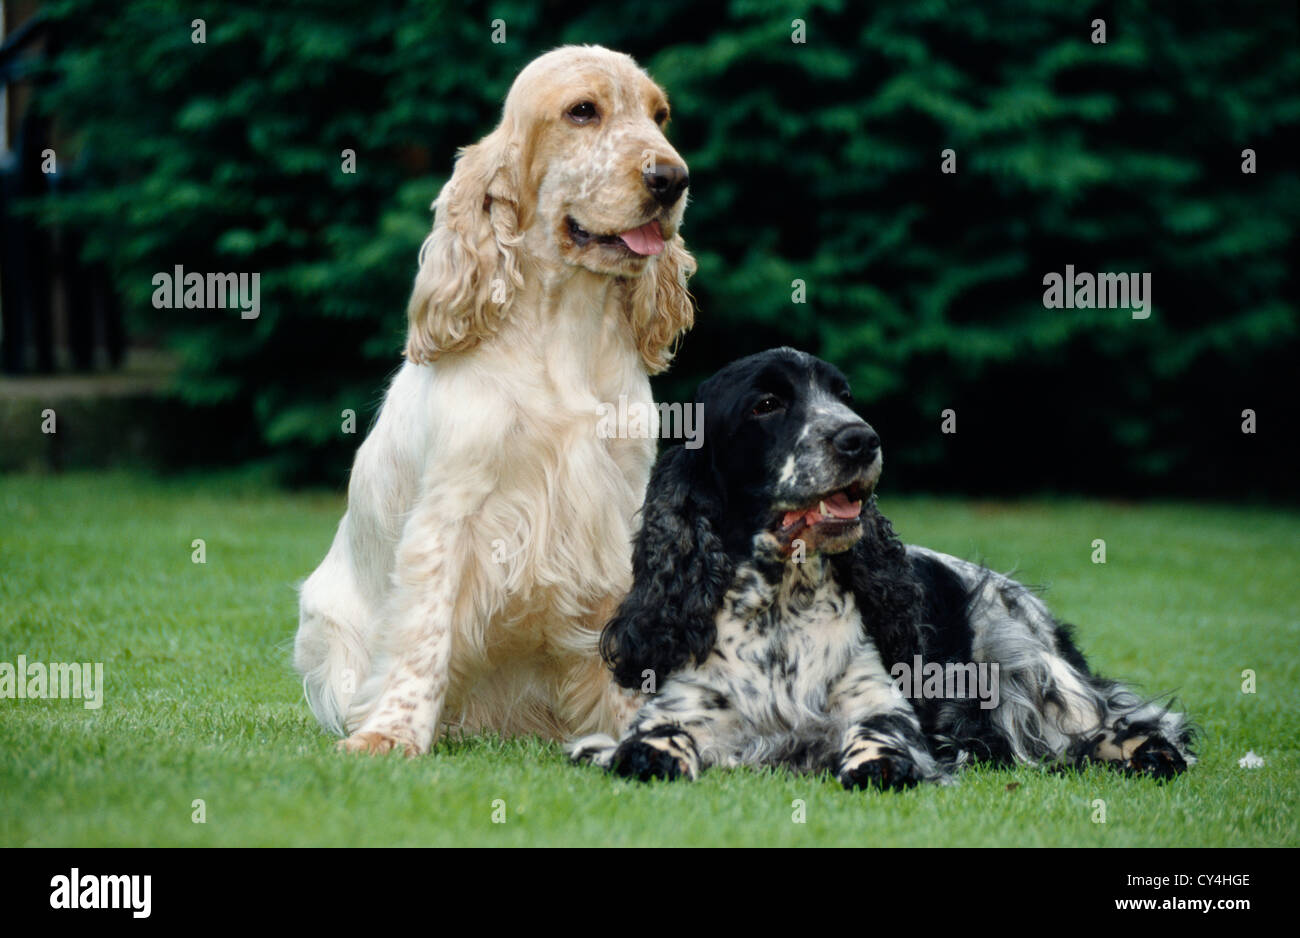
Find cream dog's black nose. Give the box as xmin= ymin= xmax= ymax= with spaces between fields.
xmin=643 ymin=164 xmax=689 ymax=207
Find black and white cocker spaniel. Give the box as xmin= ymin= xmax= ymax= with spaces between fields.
xmin=571 ymin=348 xmax=1195 ymax=789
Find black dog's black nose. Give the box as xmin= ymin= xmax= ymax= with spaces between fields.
xmin=643 ymin=164 xmax=689 ymax=207
xmin=832 ymin=424 xmax=880 ymax=460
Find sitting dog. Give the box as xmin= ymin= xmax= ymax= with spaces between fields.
xmin=571 ymin=348 xmax=1195 ymax=789
xmin=295 ymin=46 xmax=694 ymax=756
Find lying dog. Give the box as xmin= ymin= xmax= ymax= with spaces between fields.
xmin=572 ymin=348 xmax=1194 ymax=789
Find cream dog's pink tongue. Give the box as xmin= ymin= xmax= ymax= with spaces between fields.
xmin=618 ymin=220 xmax=664 ymax=256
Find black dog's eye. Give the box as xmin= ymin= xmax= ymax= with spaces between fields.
xmin=751 ymin=395 xmax=784 ymax=417
xmin=837 ymin=387 xmax=853 ymax=404
xmin=566 ymin=101 xmax=598 ymax=124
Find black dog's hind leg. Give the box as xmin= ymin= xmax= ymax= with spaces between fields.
xmin=953 ymin=564 xmax=1196 ymax=780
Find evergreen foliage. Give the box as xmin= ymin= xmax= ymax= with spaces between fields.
xmin=32 ymin=0 xmax=1299 ymax=491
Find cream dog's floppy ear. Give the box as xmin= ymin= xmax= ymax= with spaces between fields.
xmin=626 ymin=232 xmax=696 ymax=374
xmin=404 ymin=126 xmax=527 ymax=363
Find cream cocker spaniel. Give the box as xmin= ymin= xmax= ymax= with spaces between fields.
xmin=294 ymin=46 xmax=695 ymax=755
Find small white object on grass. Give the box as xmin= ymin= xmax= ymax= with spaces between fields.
xmin=1237 ymin=751 xmax=1265 ymax=769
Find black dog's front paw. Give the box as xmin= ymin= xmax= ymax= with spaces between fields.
xmin=609 ymin=738 xmax=690 ymax=782
xmin=839 ymin=752 xmax=922 ymax=791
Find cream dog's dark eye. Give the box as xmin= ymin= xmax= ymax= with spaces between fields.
xmin=566 ymin=101 xmax=598 ymax=123
xmin=654 ymin=108 xmax=669 ymax=124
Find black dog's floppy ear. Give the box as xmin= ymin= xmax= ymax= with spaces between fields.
xmin=601 ymin=444 xmax=732 ymax=690
xmin=831 ymin=500 xmax=924 ymax=671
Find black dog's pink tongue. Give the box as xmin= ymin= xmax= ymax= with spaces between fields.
xmin=780 ymin=492 xmax=863 ymax=529
xmin=823 ymin=491 xmax=863 ymax=519
xmin=618 ymin=221 xmax=665 ymax=256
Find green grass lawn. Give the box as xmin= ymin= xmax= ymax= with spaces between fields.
xmin=1 ymin=471 xmax=1296 ymax=847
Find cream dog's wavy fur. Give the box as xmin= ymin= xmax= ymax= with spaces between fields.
xmin=294 ymin=46 xmax=694 ymax=755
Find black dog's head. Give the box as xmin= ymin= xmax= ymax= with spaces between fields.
xmin=693 ymin=347 xmax=882 ymax=558
xmin=602 ymin=347 xmax=921 ymax=689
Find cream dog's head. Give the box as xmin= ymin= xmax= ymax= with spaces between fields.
xmin=406 ymin=45 xmax=694 ymax=373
